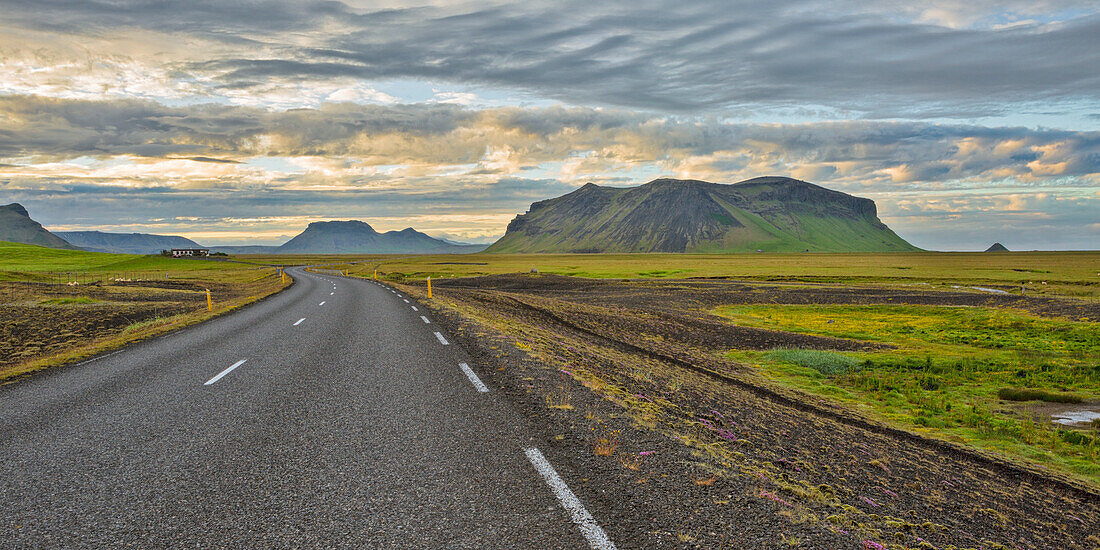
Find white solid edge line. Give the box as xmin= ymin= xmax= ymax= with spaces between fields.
xmin=420 ymin=315 xmax=430 ymax=324
xmin=319 ymin=301 xmax=326 ymax=306
xmin=293 ymin=318 xmax=305 ymax=326
xmin=458 ymin=362 xmax=489 ymax=393
xmin=205 ymin=359 xmax=248 ymax=386
xmin=411 ymin=306 xmax=418 ymax=311
xmin=524 ymin=447 xmax=616 ymax=550
xmin=434 ymin=331 xmax=449 ymax=345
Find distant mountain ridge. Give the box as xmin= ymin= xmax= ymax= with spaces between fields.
xmin=276 ymin=220 xmax=485 ymax=254
xmin=56 ymin=231 xmax=203 ymax=255
xmin=0 ymin=203 xmax=80 ymax=250
xmin=486 ymin=177 xmax=918 ymax=253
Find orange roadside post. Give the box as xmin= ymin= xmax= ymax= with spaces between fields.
xmin=427 ymin=276 xmax=432 ymax=298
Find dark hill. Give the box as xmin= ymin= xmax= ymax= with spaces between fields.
xmin=56 ymin=231 xmax=203 ymax=255
xmin=984 ymin=242 xmax=1009 ymax=252
xmin=277 ymin=221 xmax=484 ymax=254
xmin=0 ymin=203 xmax=80 ymax=250
xmin=486 ymin=177 xmax=918 ymax=253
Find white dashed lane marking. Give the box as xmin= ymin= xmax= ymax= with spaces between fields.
xmin=421 ymin=316 xmax=430 ymax=324
xmin=293 ymin=318 xmax=305 ymax=326
xmin=524 ymin=448 xmax=616 ymax=550
xmin=204 ymin=359 xmax=248 ymax=386
xmin=434 ymin=332 xmax=449 ymax=345
xmin=458 ymin=363 xmax=488 ymax=393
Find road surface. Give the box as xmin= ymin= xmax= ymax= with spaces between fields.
xmin=0 ymin=268 xmax=615 ymax=548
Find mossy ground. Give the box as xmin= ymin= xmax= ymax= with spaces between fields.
xmin=715 ymin=304 xmax=1100 ymax=483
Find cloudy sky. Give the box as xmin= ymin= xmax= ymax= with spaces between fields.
xmin=1 ymin=1 xmax=1097 ymax=249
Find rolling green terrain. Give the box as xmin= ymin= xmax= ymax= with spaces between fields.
xmin=487 ymin=177 xmax=918 ymax=253
xmin=0 ymin=241 xmax=235 ymax=281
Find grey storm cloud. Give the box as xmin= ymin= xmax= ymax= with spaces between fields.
xmin=2 ymin=95 xmax=1098 ymax=186
xmin=2 ymin=0 xmax=1098 ymax=117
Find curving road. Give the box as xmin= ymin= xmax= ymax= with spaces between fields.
xmin=0 ymin=268 xmax=614 ymax=548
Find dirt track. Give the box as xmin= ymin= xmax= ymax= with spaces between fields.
xmin=413 ymin=275 xmax=1099 ymax=549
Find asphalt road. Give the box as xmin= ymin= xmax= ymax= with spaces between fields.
xmin=0 ymin=268 xmax=614 ymax=548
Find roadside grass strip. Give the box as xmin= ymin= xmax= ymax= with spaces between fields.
xmin=205 ymin=359 xmax=247 ymax=385
xmin=458 ymin=362 xmax=489 ymax=393
xmin=524 ymin=448 xmax=616 ymax=550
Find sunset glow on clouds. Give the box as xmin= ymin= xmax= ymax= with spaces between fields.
xmin=1 ymin=0 xmax=1097 ymax=249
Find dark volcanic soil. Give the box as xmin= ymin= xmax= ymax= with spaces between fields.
xmin=402 ymin=274 xmax=1099 ymax=549
xmin=0 ymin=279 xmax=257 ymax=372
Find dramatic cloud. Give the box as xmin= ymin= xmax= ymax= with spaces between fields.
xmin=1 ymin=1 xmax=1097 ymax=119
xmin=0 ymin=1 xmax=1096 ymax=249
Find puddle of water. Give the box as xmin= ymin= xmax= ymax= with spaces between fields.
xmin=970 ymin=286 xmax=1009 ymax=294
xmin=1051 ymin=410 xmax=1100 ymax=426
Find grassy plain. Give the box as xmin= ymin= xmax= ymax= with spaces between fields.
xmin=349 ymin=250 xmax=1099 ymax=484
xmin=0 ymin=242 xmax=289 ymax=380
xmin=317 ymin=251 xmax=1099 ymax=299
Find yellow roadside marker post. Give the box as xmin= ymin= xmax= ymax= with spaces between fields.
xmin=373 ymin=269 xmax=377 ymax=279
xmin=427 ymin=276 xmax=432 ymax=298
xmin=206 ymin=289 xmax=213 ymax=311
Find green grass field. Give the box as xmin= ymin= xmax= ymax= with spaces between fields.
xmin=305 ymin=251 xmax=1099 ymax=299
xmin=716 ymin=304 xmax=1100 ymax=482
xmin=0 ymin=241 xmax=270 ymax=282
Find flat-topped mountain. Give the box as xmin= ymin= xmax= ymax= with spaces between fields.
xmin=0 ymin=203 xmax=80 ymax=250
xmin=277 ymin=220 xmax=484 ymax=254
xmin=56 ymin=231 xmax=204 ymax=255
xmin=486 ymin=177 xmax=918 ymax=253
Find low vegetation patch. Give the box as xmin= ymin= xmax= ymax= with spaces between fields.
xmin=764 ymin=348 xmax=860 ymax=376
xmin=997 ymin=387 xmax=1084 ymax=403
xmin=718 ymin=303 xmax=1100 ymax=484
xmin=38 ymin=296 xmax=101 ymax=305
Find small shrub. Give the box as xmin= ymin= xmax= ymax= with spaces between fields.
xmin=593 ymin=438 xmax=618 ymax=456
xmin=997 ymin=387 xmax=1084 ymax=404
xmin=765 ymin=348 xmax=861 ymax=376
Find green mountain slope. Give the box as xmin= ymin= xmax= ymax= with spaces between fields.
xmin=0 ymin=203 xmax=80 ymax=250
xmin=277 ymin=221 xmax=484 ymax=254
xmin=486 ymin=177 xmax=918 ymax=253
